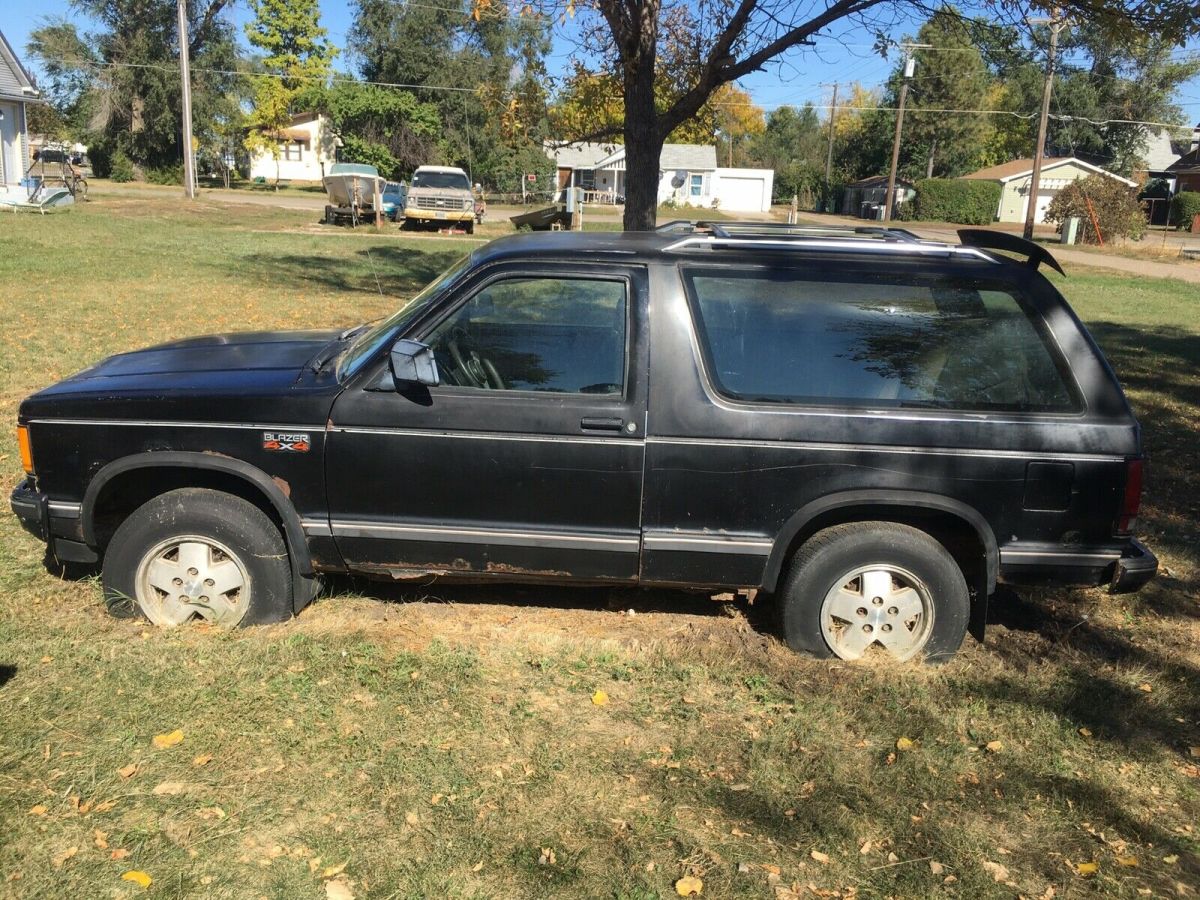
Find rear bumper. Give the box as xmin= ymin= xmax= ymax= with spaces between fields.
xmin=1109 ymin=538 xmax=1158 ymax=594
xmin=998 ymin=538 xmax=1157 ymax=594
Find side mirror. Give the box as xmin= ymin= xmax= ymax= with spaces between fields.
xmin=389 ymin=339 xmax=440 ymax=387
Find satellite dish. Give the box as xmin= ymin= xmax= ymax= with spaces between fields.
xmin=670 ymin=170 xmax=688 ymax=189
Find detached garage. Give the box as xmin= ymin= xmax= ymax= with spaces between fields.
xmin=962 ymin=157 xmax=1137 ymax=224
xmin=712 ymin=168 xmax=775 ymax=213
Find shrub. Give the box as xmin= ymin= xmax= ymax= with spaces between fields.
xmin=146 ymin=165 xmax=184 ymax=186
xmin=1170 ymin=191 xmax=1200 ymax=229
xmin=1044 ymin=175 xmax=1146 ymax=244
xmin=909 ymin=179 xmax=1001 ymax=225
xmin=109 ymin=150 xmax=135 ymax=183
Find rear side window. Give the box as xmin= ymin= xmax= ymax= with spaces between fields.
xmin=683 ymin=267 xmax=1078 ymax=412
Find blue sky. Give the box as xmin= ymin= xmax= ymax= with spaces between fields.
xmin=4 ymin=0 xmax=1198 ymax=127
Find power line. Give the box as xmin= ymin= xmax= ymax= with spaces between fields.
xmin=32 ymin=54 xmax=479 ymax=93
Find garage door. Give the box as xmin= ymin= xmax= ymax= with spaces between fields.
xmin=717 ymin=176 xmax=768 ymax=212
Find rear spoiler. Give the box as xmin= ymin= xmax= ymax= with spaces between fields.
xmin=957 ymin=228 xmax=1066 ymax=277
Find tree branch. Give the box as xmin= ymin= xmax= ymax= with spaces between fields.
xmin=659 ymin=0 xmax=889 ymax=137
xmin=189 ymin=0 xmax=232 ymax=55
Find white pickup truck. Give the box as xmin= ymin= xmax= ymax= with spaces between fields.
xmin=402 ymin=166 xmax=476 ymax=233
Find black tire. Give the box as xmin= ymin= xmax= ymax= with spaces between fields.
xmin=777 ymin=522 xmax=968 ymax=663
xmin=324 ymin=205 xmax=333 ymax=225
xmin=102 ymin=488 xmax=293 ymax=627
xmin=464 ymin=220 xmax=475 ymax=234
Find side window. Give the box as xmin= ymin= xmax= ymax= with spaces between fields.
xmin=425 ymin=276 xmax=627 ymax=395
xmin=690 ymin=174 xmax=703 ymax=197
xmin=683 ymin=268 xmax=1078 ymax=412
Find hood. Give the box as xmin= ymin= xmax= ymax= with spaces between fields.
xmin=74 ymin=330 xmax=340 ymax=380
xmin=26 ymin=330 xmax=343 ymax=411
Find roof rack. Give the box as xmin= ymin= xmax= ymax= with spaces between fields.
xmin=655 ymin=220 xmax=925 ymax=242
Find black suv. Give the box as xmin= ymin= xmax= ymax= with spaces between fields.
xmin=11 ymin=223 xmax=1156 ymax=662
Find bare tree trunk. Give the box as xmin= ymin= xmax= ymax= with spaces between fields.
xmin=926 ymin=139 xmax=936 ymax=179
xmin=622 ymin=46 xmax=663 ymax=232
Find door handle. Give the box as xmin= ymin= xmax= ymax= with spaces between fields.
xmin=580 ymin=417 xmax=625 ymax=433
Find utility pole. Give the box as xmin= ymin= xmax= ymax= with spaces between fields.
xmin=177 ymin=0 xmax=196 ymax=199
xmin=1023 ymin=11 xmax=1068 ymax=240
xmin=883 ymin=44 xmax=930 ymax=222
xmin=824 ymin=82 xmax=838 ymax=213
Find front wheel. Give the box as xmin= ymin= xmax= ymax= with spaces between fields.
xmin=102 ymin=488 xmax=293 ymax=627
xmin=778 ymin=523 xmax=968 ymax=663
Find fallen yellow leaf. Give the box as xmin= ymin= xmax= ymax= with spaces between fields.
xmin=93 ymin=829 xmax=108 ymax=849
xmin=1115 ymin=855 xmax=1139 ymax=867
xmin=121 ymin=870 xmax=152 ymax=888
xmin=895 ymin=737 xmax=915 ymax=751
xmin=192 ymin=753 xmax=213 ymax=767
xmin=1190 ymin=746 xmax=1200 ymax=758
xmin=325 ymin=878 xmax=355 ymax=900
xmin=152 ymin=781 xmax=186 ymax=796
xmin=982 ymin=860 xmax=1009 ymax=882
xmin=110 ymin=849 xmax=131 ymax=861
xmin=1076 ymin=861 xmax=1099 ymax=876
xmin=1137 ymin=683 xmax=1152 ymax=693
xmin=591 ymin=690 xmax=609 ymax=706
xmin=811 ymin=849 xmax=830 ymax=864
xmin=675 ymin=874 xmax=703 ymax=896
xmin=118 ymin=764 xmax=138 ymax=779
xmin=1078 ymin=727 xmax=1093 ymax=738
xmin=152 ymin=729 xmax=183 ymax=749
xmin=28 ymin=805 xmax=46 ymax=816
xmin=1163 ymin=854 xmax=1179 ymax=864
xmin=985 ymin=740 xmax=1003 ymax=752
xmin=321 ymin=861 xmax=348 ymax=879
xmin=52 ymin=847 xmax=78 ymax=868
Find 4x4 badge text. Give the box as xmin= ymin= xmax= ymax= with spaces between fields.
xmin=262 ymin=431 xmax=310 ymax=453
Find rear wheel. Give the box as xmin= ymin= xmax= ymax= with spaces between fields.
xmin=778 ymin=523 xmax=968 ymax=663
xmin=102 ymin=488 xmax=292 ymax=627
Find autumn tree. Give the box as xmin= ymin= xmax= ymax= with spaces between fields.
xmin=533 ymin=0 xmax=1198 ymax=230
xmin=243 ymin=0 xmax=336 ymax=185
xmin=712 ymin=84 xmax=766 ymax=166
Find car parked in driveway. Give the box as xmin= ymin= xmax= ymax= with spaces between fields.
xmin=11 ymin=223 xmax=1156 ymax=662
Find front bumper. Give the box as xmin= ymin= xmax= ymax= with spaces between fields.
xmin=403 ymin=206 xmax=474 ymax=223
xmin=11 ymin=479 xmax=96 ymax=563
xmin=1109 ymin=538 xmax=1158 ymax=594
xmin=11 ymin=478 xmax=48 ymax=541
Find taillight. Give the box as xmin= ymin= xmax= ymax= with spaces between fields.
xmin=17 ymin=425 xmax=34 ymax=476
xmin=1116 ymin=458 xmax=1143 ymax=535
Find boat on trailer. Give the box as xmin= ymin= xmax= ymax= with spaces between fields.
xmin=322 ymin=162 xmax=387 ymax=226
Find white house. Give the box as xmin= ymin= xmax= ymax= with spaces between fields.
xmin=962 ymin=157 xmax=1137 ymax=225
xmin=0 ymin=29 xmax=41 ymax=201
xmin=247 ymin=112 xmax=339 ymax=182
xmin=546 ymin=141 xmax=775 ymax=213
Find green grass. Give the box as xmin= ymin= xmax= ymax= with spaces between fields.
xmin=0 ymin=192 xmax=1197 ymax=898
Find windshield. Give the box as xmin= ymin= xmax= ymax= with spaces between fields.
xmin=337 ymin=254 xmax=472 ymax=380
xmin=412 ymin=171 xmax=470 ymax=191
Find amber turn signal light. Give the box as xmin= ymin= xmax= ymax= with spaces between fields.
xmin=17 ymin=425 xmax=34 ymax=475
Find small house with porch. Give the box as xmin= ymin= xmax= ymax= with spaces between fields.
xmin=545 ymin=141 xmax=775 ymax=212
xmin=0 ymin=29 xmax=41 ymax=201
xmin=246 ymin=112 xmax=339 ymax=183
